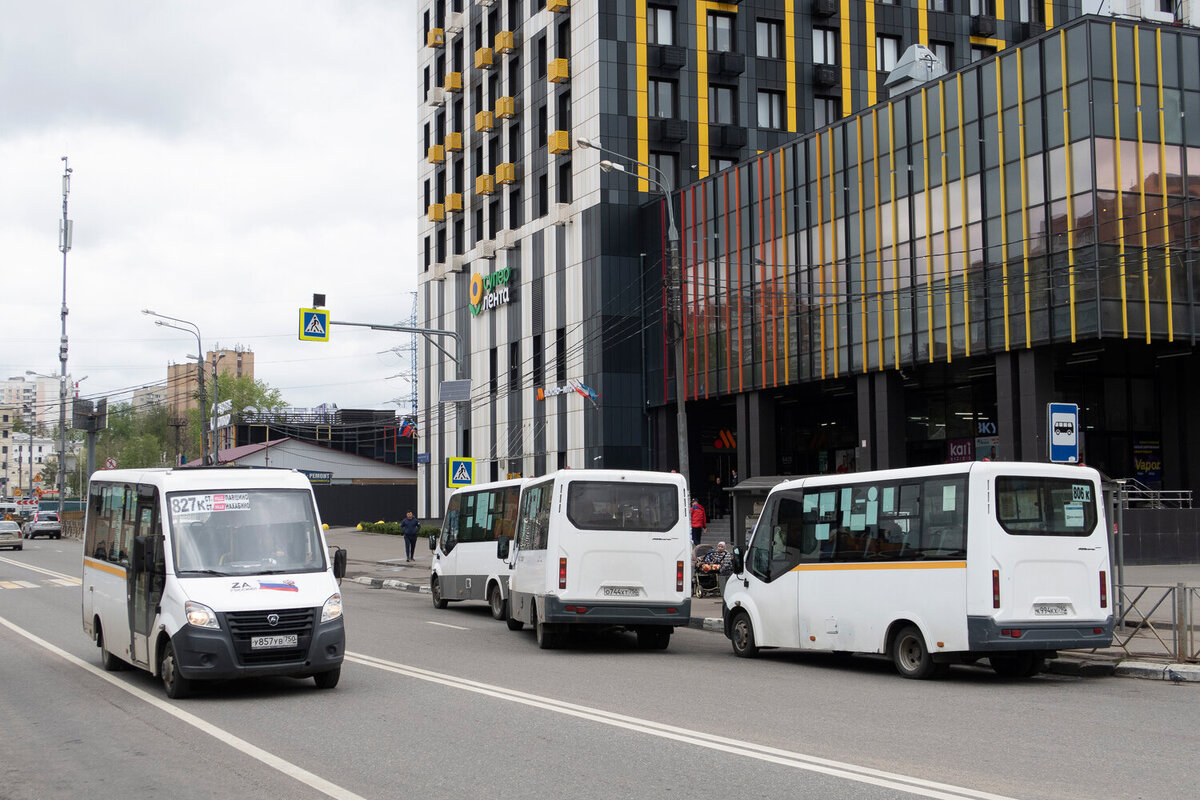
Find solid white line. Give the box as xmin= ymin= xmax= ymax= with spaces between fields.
xmin=426 ymin=620 xmax=470 ymax=630
xmin=345 ymin=651 xmax=1021 ymax=800
xmin=0 ymin=555 xmax=80 ymax=582
xmin=0 ymin=615 xmax=366 ymax=800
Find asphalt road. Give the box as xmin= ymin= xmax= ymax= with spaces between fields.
xmin=1 ymin=538 xmax=1196 ymax=800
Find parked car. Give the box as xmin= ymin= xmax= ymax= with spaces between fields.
xmin=0 ymin=520 xmax=22 ymax=550
xmin=24 ymin=511 xmax=62 ymax=540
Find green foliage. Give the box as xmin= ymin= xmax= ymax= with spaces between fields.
xmin=419 ymin=524 xmax=440 ymax=540
xmin=358 ymin=521 xmax=404 ymax=535
xmin=96 ymin=402 xmax=175 ymax=469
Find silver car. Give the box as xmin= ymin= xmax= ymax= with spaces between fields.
xmin=0 ymin=520 xmax=22 ymax=551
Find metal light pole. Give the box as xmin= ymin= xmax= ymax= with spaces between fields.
xmin=57 ymin=158 xmax=72 ymax=518
xmin=142 ymin=310 xmax=209 ymax=464
xmin=207 ymin=351 xmax=227 ymax=464
xmin=575 ymin=138 xmax=690 ymax=485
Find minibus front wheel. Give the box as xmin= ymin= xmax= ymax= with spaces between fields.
xmin=729 ymin=611 xmax=759 ymax=658
xmin=160 ymin=639 xmax=193 ymax=699
xmin=95 ymin=621 xmax=123 ymax=672
xmin=313 ymin=667 xmax=341 ymax=689
xmin=431 ymin=575 xmax=448 ymax=609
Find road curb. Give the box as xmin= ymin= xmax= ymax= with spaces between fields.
xmin=350 ymin=575 xmax=430 ymax=594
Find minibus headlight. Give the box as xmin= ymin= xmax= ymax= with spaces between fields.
xmin=185 ymin=601 xmax=219 ymax=629
xmin=321 ymin=593 xmax=343 ymax=623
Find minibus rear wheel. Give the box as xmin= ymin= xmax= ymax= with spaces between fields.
xmin=488 ymin=583 xmax=507 ymax=620
xmin=160 ymin=640 xmax=192 ymax=699
xmin=892 ymin=625 xmax=939 ymax=680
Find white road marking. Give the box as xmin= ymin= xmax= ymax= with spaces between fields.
xmin=346 ymin=651 xmax=1021 ymax=800
xmin=426 ymin=620 xmax=469 ymax=630
xmin=0 ymin=615 xmax=366 ymax=800
xmin=0 ymin=555 xmax=82 ymax=583
xmin=14 ymin=580 xmax=39 ymax=588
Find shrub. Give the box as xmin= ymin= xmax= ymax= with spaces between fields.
xmin=357 ymin=521 xmax=404 ymax=535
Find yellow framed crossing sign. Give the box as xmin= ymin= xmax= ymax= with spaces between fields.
xmin=299 ymin=308 xmax=330 ymax=341
xmin=447 ymin=457 xmax=475 ymax=488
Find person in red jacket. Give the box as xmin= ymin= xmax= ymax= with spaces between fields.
xmin=690 ymin=499 xmax=707 ymax=546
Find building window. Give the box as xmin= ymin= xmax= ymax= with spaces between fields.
xmin=707 ymin=13 xmax=734 ymax=53
xmin=648 ymin=6 xmax=674 ymax=46
xmin=509 ymin=188 xmax=522 ymax=228
xmin=711 ymin=157 xmax=736 ymax=173
xmin=970 ymin=0 xmax=995 ymax=14
xmin=490 ymin=347 xmax=498 ymax=395
xmin=709 ymin=84 xmax=736 ymax=125
xmin=756 ymin=19 xmax=782 ymax=59
xmin=532 ymin=334 xmax=544 ymax=385
xmin=876 ymin=35 xmax=900 ymax=72
xmin=928 ymin=0 xmax=949 ymax=10
xmin=815 ymin=96 xmax=840 ymax=129
xmin=555 ymin=327 xmax=567 ymax=381
xmin=813 ymin=28 xmax=837 ymax=66
xmin=558 ymin=160 xmax=572 ymax=202
xmin=648 ymin=79 xmax=676 ymax=118
xmin=931 ymin=41 xmax=952 ymax=70
xmin=970 ymin=45 xmax=996 ymax=62
xmin=538 ymin=173 xmax=549 ymax=217
xmin=556 ymin=18 xmax=570 ymax=59
xmin=557 ymin=90 xmax=571 ymax=130
xmin=536 ymin=34 xmax=547 ymax=78
xmin=757 ymin=90 xmax=784 ymax=130
xmin=509 ymin=341 xmax=521 ymax=389
xmin=649 ymin=152 xmax=678 ymax=190
xmin=1018 ymin=0 xmax=1043 ymax=23
xmin=537 ymin=104 xmax=548 ymax=143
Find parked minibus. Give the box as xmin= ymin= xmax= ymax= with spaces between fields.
xmin=430 ymin=477 xmax=525 ymax=619
xmin=722 ymin=462 xmax=1114 ymax=678
xmin=81 ymin=467 xmax=347 ymax=698
xmin=497 ymin=469 xmax=691 ymax=650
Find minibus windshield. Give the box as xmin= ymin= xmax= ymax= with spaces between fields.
xmin=167 ymin=489 xmax=326 ymax=576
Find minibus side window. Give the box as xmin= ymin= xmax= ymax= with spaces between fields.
xmin=748 ymin=491 xmax=805 ymax=581
xmin=516 ymin=479 xmax=553 ymax=551
xmin=921 ymin=477 xmax=967 ymax=555
xmin=84 ymin=483 xmax=104 ymax=560
xmin=441 ymin=495 xmax=461 ymax=554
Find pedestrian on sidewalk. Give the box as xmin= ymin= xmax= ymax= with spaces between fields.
xmin=690 ymin=499 xmax=707 ymax=547
xmin=400 ymin=511 xmax=421 ymax=563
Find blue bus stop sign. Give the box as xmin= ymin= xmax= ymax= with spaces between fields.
xmin=1048 ymin=403 xmax=1080 ymax=463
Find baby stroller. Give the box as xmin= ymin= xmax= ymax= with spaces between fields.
xmin=692 ymin=545 xmax=721 ymax=598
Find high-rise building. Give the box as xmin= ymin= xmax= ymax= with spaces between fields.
xmin=165 ymin=347 xmax=254 ymax=420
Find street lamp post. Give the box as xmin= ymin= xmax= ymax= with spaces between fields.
xmin=56 ymin=157 xmax=73 ymax=519
xmin=576 ymin=137 xmax=690 ymax=485
xmin=142 ymin=310 xmax=210 ymax=464
xmin=206 ymin=351 xmax=227 ymax=464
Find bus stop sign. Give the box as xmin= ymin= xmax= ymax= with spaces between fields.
xmin=1048 ymin=403 xmax=1080 ymax=463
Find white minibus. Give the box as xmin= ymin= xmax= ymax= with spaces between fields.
xmin=722 ymin=462 xmax=1114 ymax=679
xmin=81 ymin=467 xmax=348 ymax=698
xmin=430 ymin=477 xmax=525 ymax=619
xmin=497 ymin=469 xmax=691 ymax=650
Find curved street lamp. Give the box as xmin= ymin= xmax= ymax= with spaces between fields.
xmin=143 ymin=309 xmax=210 ymax=464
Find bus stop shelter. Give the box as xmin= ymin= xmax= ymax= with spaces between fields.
xmin=725 ymin=475 xmax=792 ymax=552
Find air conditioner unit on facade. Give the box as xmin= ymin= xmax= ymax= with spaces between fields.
xmin=478 ymin=240 xmax=497 ymax=259
xmin=497 ymin=230 xmax=518 ymax=250
xmin=551 ymin=203 xmax=572 ymax=226
xmin=448 ymin=254 xmax=466 ymax=272
xmin=479 ymin=0 xmax=495 ymax=7
xmin=446 ymin=12 xmax=465 ymax=34
xmin=427 ymin=87 xmax=445 ymax=107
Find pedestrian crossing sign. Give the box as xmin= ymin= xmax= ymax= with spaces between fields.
xmin=299 ymin=308 xmax=330 ymax=341
xmin=447 ymin=457 xmax=475 ymax=488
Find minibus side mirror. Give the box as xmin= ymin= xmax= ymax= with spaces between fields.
xmin=732 ymin=547 xmax=744 ymax=575
xmin=496 ymin=537 xmax=510 ymax=560
xmin=428 ymin=532 xmax=438 ymax=551
xmin=331 ymin=548 xmax=347 ymax=581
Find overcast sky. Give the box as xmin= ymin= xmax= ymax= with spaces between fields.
xmin=1 ymin=1 xmax=419 ymax=416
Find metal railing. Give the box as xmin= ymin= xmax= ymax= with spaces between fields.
xmin=1105 ymin=583 xmax=1199 ymax=662
xmin=1117 ymin=478 xmax=1193 ymax=509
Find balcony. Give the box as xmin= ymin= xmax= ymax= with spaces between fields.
xmin=475 ymin=110 xmax=495 ymax=132
xmin=445 ymin=71 xmax=463 ymax=92
xmin=427 ymin=144 xmax=445 ymax=164
xmin=548 ymin=130 xmax=571 ymax=154
xmin=475 ymin=47 xmax=494 ymax=70
xmin=476 ymin=174 xmax=496 ymax=195
xmin=653 ymin=45 xmax=687 ymax=70
xmin=496 ymin=96 xmax=516 ymax=119
xmin=426 ymin=28 xmax=444 ymax=48
xmin=445 ymin=132 xmax=463 ymax=152
xmin=970 ymin=15 xmax=996 ymax=37
xmin=428 ymin=203 xmax=445 ymax=222
xmin=495 ymin=30 xmax=516 ymax=54
xmin=549 ymin=57 xmax=570 ymax=84
xmin=814 ymin=65 xmax=838 ymax=86
xmin=548 ymin=0 xmax=569 ymax=12
xmin=812 ymin=0 xmax=837 ymax=17
xmin=650 ymin=118 xmax=688 ymax=142
xmin=446 ymin=193 xmax=464 ymax=213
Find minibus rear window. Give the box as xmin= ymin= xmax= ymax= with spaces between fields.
xmin=996 ymin=476 xmax=1097 ymax=537
xmin=566 ymin=481 xmax=679 ymax=532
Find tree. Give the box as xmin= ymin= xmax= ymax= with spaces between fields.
xmin=188 ymin=375 xmax=288 ymax=461
xmin=96 ymin=402 xmax=174 ymax=470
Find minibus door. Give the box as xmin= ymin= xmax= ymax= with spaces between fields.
xmin=129 ymin=487 xmax=165 ymax=666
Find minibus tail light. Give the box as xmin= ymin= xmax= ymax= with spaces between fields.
xmin=1100 ymin=571 xmax=1108 ymax=609
xmin=992 ymin=570 xmax=1000 ymax=609
xmin=559 ymin=557 xmax=567 ymax=590
xmin=676 ymin=560 xmax=684 ymax=593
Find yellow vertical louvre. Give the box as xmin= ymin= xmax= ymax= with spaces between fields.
xmin=865 ymin=2 xmax=877 ymax=108
xmin=786 ymin=0 xmax=797 ymax=132
xmin=922 ymin=88 xmax=934 ymax=363
xmin=829 ymin=127 xmax=840 ymax=377
xmin=889 ymin=100 xmax=900 ymax=370
xmin=857 ymin=115 xmax=868 ymax=372
xmin=957 ymin=74 xmax=972 ymax=357
xmin=941 ymin=83 xmax=952 ymax=363
xmin=840 ymin=0 xmax=852 ymax=117
xmin=873 ymin=109 xmax=885 ymax=370
xmin=636 ymin=1 xmax=649 ymax=192
xmin=1060 ymin=32 xmax=1078 ymax=343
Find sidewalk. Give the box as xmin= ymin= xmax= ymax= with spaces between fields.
xmin=327 ymin=526 xmax=1199 ymax=683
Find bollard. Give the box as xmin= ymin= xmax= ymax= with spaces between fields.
xmin=1176 ymin=582 xmax=1188 ymax=663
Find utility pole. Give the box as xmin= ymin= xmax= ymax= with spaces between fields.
xmin=57 ymin=157 xmax=72 ymax=517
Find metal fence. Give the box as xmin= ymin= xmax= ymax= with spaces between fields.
xmin=1106 ymin=583 xmax=1200 ymax=662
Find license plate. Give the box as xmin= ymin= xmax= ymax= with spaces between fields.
xmin=251 ymin=634 xmax=298 ymax=649
xmin=602 ymin=587 xmax=640 ymax=597
xmin=1033 ymin=603 xmax=1068 ymax=616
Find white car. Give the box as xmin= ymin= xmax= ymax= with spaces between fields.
xmin=0 ymin=520 xmax=22 ymax=550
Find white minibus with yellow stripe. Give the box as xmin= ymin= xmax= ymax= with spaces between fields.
xmin=723 ymin=462 xmax=1113 ymax=678
xmin=81 ymin=467 xmax=347 ymax=698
